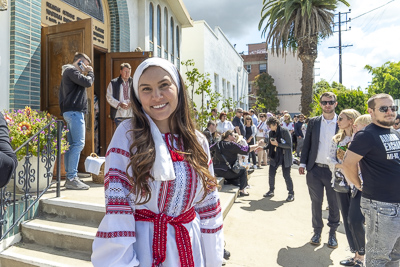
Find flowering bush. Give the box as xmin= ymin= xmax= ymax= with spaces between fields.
xmin=3 ymin=107 xmax=69 ymax=160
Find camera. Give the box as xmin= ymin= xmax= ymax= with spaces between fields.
xmin=270 ymin=138 xmax=276 ymax=141
xmin=77 ymin=60 xmax=87 ymax=71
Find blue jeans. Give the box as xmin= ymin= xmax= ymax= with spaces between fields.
xmin=63 ymin=111 xmax=85 ymax=180
xmin=360 ymin=197 xmax=400 ymax=267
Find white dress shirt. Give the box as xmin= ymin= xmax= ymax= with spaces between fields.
xmin=106 ymin=80 xmax=133 ymax=118
xmin=315 ymin=114 xmax=338 ymax=165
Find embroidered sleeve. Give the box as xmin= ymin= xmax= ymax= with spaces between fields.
xmin=91 ymin=124 xmax=139 ymax=267
xmin=195 ymin=189 xmax=224 ymax=266
xmin=194 ymin=130 xmax=224 ymax=266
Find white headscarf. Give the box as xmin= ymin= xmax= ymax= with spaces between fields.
xmin=132 ymin=57 xmax=181 ymax=103
xmin=132 ymin=57 xmax=182 ymax=181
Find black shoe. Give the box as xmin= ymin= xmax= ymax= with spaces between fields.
xmin=286 ymin=193 xmax=294 ymax=202
xmin=247 ymin=169 xmax=255 ymax=175
xmin=310 ymin=233 xmax=321 ymax=246
xmin=340 ymin=258 xmax=355 ymax=266
xmin=223 ymin=249 xmax=230 ymax=260
xmin=328 ymin=233 xmax=338 ymax=249
xmin=263 ymin=191 xmax=274 ymax=197
xmin=238 ymin=191 xmax=249 ymax=197
xmin=354 ymin=260 xmax=364 ymax=267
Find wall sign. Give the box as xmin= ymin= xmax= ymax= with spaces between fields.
xmin=42 ymin=0 xmax=108 ymax=49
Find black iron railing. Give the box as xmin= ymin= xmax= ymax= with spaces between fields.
xmin=0 ymin=120 xmax=63 ymax=241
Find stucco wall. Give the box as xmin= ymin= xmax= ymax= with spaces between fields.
xmin=0 ymin=8 xmax=10 ymax=110
xmin=181 ymin=20 xmax=248 ymax=111
xmin=268 ymin=52 xmax=302 ymax=114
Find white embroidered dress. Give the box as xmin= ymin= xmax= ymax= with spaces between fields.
xmin=92 ymin=121 xmax=224 ymax=267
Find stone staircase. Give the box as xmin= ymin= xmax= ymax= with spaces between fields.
xmin=0 ymin=177 xmax=239 ymax=266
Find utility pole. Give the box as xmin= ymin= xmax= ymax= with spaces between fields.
xmin=329 ymin=10 xmax=352 ymax=84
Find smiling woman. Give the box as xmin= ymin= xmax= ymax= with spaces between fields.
xmin=91 ymin=57 xmax=224 ymax=267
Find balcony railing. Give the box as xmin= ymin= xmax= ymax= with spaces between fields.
xmin=0 ymin=120 xmax=63 ymax=241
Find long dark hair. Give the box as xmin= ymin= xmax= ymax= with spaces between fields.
xmin=127 ymin=69 xmax=217 ymax=205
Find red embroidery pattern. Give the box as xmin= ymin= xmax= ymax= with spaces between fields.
xmin=135 ymin=208 xmax=196 ymax=267
xmin=197 ymin=200 xmax=221 ymax=220
xmin=164 ymin=133 xmax=184 ymax=162
xmin=96 ymin=231 xmax=135 ymax=238
xmin=201 ymin=224 xmax=223 ymax=234
xmin=106 ymin=147 xmax=130 ymax=158
xmin=106 ymin=199 xmax=133 ymax=215
xmin=104 ymin=168 xmax=132 ymax=190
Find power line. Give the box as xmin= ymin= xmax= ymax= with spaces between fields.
xmin=352 ymin=0 xmax=396 ymax=20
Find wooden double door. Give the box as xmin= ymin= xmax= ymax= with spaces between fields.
xmin=41 ymin=18 xmax=150 ymax=170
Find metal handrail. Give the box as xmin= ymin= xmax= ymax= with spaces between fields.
xmin=0 ymin=120 xmax=63 ymax=240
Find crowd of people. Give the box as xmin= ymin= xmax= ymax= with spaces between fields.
xmin=3 ymin=52 xmax=398 ymax=267
xmin=203 ymin=92 xmax=400 ymax=267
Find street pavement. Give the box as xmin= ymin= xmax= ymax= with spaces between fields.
xmin=223 ymin=165 xmax=353 ymax=267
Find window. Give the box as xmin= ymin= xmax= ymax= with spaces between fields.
xmin=176 ymin=26 xmax=180 ymax=69
xmin=233 ymin=85 xmax=236 ymax=101
xmin=248 ymin=84 xmax=252 ymax=93
xmin=157 ymin=5 xmax=161 ymax=57
xmin=170 ymin=17 xmax=174 ymax=63
xmin=214 ymin=74 xmax=219 ymax=94
xmin=227 ymin=81 xmax=231 ymax=99
xmin=149 ymin=3 xmax=154 ymax=51
xmin=246 ymin=64 xmax=251 ymax=73
xmin=164 ymin=8 xmax=168 ymax=59
xmin=259 ymin=63 xmax=267 ymax=73
xmin=222 ymin=79 xmax=226 ymax=100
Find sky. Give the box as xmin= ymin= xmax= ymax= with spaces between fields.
xmin=182 ymin=0 xmax=400 ymax=91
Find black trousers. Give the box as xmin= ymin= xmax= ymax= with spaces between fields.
xmin=306 ymin=165 xmax=340 ymax=234
xmin=336 ymin=190 xmax=365 ymax=255
xmin=214 ymin=167 xmax=248 ymax=190
xmin=248 ymin=151 xmax=257 ymax=165
xmin=268 ymin=159 xmax=294 ymax=194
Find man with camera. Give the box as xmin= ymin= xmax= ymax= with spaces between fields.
xmin=59 ymin=52 xmax=94 ymax=190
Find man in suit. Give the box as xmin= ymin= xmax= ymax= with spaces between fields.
xmin=0 ymin=112 xmax=17 ymax=188
xmin=106 ymin=63 xmax=133 ymax=127
xmin=299 ymin=92 xmax=340 ymax=248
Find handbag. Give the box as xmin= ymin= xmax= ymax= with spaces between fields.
xmin=217 ymin=142 xmax=241 ymax=174
xmin=333 ymin=170 xmax=350 ymax=193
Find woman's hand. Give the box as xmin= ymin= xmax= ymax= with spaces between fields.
xmin=258 ymin=139 xmax=265 ymax=146
xmin=270 ymin=140 xmax=278 ymax=146
xmin=335 ymin=163 xmax=343 ymax=169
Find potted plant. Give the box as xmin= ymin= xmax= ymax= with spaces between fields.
xmin=3 ymin=107 xmax=69 ymax=192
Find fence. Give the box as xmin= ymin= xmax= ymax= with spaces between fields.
xmin=0 ymin=120 xmax=63 ymax=241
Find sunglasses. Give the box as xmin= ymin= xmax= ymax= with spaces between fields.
xmin=338 ymin=116 xmax=345 ymax=121
xmin=260 ymin=116 xmax=265 ymax=118
xmin=395 ymin=122 xmax=400 ymax=126
xmin=375 ymin=105 xmax=398 ymax=113
xmin=320 ymin=100 xmax=336 ymax=106
xmin=238 ymin=111 xmax=243 ymax=113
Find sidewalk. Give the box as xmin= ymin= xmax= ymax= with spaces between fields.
xmin=223 ymin=165 xmax=352 ymax=267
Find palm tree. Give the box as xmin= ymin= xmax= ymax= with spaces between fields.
xmin=259 ymin=0 xmax=349 ymax=115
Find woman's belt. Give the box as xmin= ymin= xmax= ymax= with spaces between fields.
xmin=135 ymin=207 xmax=196 ymax=267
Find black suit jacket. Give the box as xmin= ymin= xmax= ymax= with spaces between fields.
xmin=0 ymin=113 xmax=17 ymax=188
xmin=300 ymin=115 xmax=338 ymax=171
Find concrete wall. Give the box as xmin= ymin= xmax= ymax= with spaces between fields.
xmin=0 ymin=8 xmax=10 ymax=110
xmin=181 ymin=20 xmax=248 ymax=111
xmin=268 ymin=52 xmax=302 ymax=113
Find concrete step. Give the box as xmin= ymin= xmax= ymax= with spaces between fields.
xmin=0 ymin=242 xmax=91 ymax=267
xmin=218 ymin=184 xmax=239 ymax=219
xmin=40 ymin=198 xmax=105 ymax=226
xmin=21 ymin=218 xmax=96 ymax=253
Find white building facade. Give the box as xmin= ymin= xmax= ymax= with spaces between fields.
xmin=181 ymin=20 xmax=249 ymax=111
xmin=127 ymin=0 xmax=192 ymax=69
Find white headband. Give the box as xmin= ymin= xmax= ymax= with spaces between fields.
xmin=132 ymin=57 xmax=181 ymax=103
